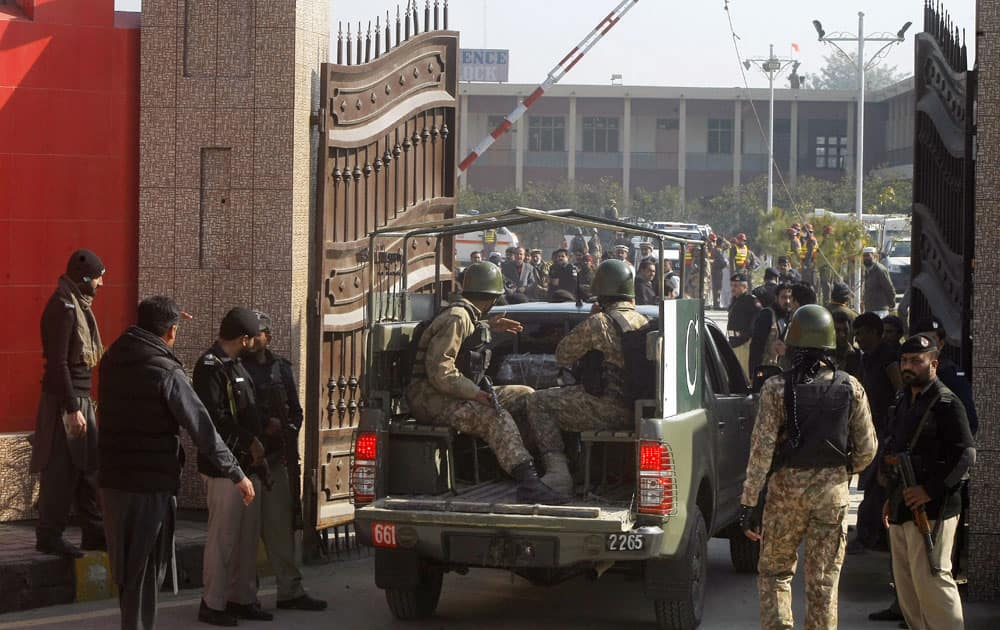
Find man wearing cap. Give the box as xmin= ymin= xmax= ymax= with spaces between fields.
xmin=529 ymin=248 xmax=550 ymax=299
xmin=31 ymin=249 xmax=107 ymax=558
xmin=638 ymin=241 xmax=654 ymax=262
xmin=243 ymin=312 xmax=326 ymax=613
xmin=547 ymin=249 xmax=579 ymax=300
xmin=862 ymin=247 xmax=896 ymax=315
xmin=729 ymin=233 xmax=755 ymax=288
xmin=825 ymin=282 xmax=858 ymax=323
xmin=776 ymin=255 xmax=801 ymax=284
xmin=98 ymin=296 xmax=255 ymax=629
xmin=798 ymin=224 xmax=818 ymax=288
xmin=193 ymin=308 xmax=272 ymax=625
xmin=727 ymin=272 xmax=760 ymax=379
xmin=880 ymin=334 xmax=974 ymax=630
xmin=749 ymin=283 xmax=794 ymax=374
xmin=612 ymin=243 xmax=633 ymax=269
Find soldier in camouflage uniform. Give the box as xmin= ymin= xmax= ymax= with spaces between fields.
xmin=739 ymin=305 xmax=878 ymax=630
xmin=406 ymin=262 xmax=566 ymax=504
xmin=526 ymin=260 xmax=649 ymax=494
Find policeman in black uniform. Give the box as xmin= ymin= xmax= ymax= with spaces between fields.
xmin=193 ymin=307 xmax=271 ymax=626
xmin=880 ymin=333 xmax=974 ymax=630
xmin=244 ymin=311 xmax=326 ymax=612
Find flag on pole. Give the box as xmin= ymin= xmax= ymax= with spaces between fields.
xmin=791 ymin=42 xmax=801 ymax=52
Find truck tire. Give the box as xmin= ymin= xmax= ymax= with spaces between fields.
xmin=384 ymin=567 xmax=443 ymax=620
xmin=728 ymin=530 xmax=760 ymax=573
xmin=653 ymin=507 xmax=707 ymax=630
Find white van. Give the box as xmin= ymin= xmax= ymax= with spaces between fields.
xmin=453 ymin=225 xmax=519 ymax=263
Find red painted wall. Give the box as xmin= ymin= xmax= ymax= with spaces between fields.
xmin=0 ymin=0 xmax=139 ymax=433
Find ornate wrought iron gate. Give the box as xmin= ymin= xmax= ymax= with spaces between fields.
xmin=909 ymin=1 xmax=976 ymax=373
xmin=305 ymin=4 xmax=458 ymax=531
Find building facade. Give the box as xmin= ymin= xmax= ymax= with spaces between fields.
xmin=457 ymin=80 xmax=916 ymax=209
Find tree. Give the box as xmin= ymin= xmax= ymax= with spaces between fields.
xmin=799 ymin=52 xmax=907 ymax=91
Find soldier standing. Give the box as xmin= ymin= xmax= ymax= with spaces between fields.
xmin=243 ymin=312 xmax=327 ymax=612
xmin=32 ymin=249 xmax=107 ymax=558
xmin=798 ymin=224 xmax=819 ymax=289
xmin=739 ymin=305 xmax=877 ymax=630
xmin=526 ymin=260 xmax=649 ymax=494
xmin=193 ymin=308 xmax=272 ymax=625
xmin=406 ymin=263 xmax=565 ymax=504
xmin=749 ymin=283 xmax=794 ymax=375
xmin=880 ymin=333 xmax=974 ymax=630
xmin=727 ymin=273 xmax=761 ymax=380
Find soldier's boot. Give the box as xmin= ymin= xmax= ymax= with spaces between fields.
xmin=540 ymin=452 xmax=574 ymax=496
xmin=512 ymin=461 xmax=569 ymax=505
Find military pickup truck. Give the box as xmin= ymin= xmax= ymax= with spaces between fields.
xmin=351 ymin=209 xmax=758 ymax=629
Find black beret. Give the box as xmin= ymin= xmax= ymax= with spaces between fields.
xmin=66 ymin=249 xmax=105 ymax=283
xmin=831 ymin=282 xmax=851 ymax=301
xmin=900 ymin=333 xmax=938 ymax=355
xmin=730 ymin=272 xmax=748 ymax=283
xmin=219 ymin=307 xmax=260 ymax=340
xmin=254 ymin=310 xmax=272 ymax=333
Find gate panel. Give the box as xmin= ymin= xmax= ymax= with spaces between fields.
xmin=306 ymin=12 xmax=458 ymax=529
xmin=909 ymin=2 xmax=975 ymax=373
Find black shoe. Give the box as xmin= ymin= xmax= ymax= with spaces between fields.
xmin=277 ymin=594 xmax=328 ymax=611
xmin=81 ymin=531 xmax=106 ymax=551
xmin=36 ymin=537 xmax=84 ymax=559
xmin=226 ymin=602 xmax=273 ymax=621
xmin=512 ymin=461 xmax=569 ymax=505
xmin=869 ymin=607 xmax=904 ymax=622
xmin=198 ymin=600 xmax=238 ymax=627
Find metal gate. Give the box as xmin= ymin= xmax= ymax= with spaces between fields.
xmin=305 ymin=4 xmax=458 ymax=532
xmin=909 ymin=1 xmax=976 ymax=373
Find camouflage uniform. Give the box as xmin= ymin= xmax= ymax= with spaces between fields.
xmin=405 ymin=299 xmax=533 ymax=473
xmin=741 ymin=370 xmax=877 ymax=630
xmin=527 ymin=302 xmax=647 ymax=454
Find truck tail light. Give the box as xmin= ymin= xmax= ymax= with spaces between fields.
xmin=352 ymin=431 xmax=377 ymax=504
xmin=638 ymin=441 xmax=676 ymax=516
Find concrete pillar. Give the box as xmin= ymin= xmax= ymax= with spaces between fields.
xmin=459 ymin=93 xmax=468 ymax=190
xmin=790 ymin=100 xmax=799 ymax=187
xmin=568 ymin=96 xmax=577 ymax=182
xmin=623 ymin=96 xmax=631 ymax=210
xmin=678 ymin=98 xmax=687 ymax=210
xmin=733 ymin=99 xmax=742 ymax=192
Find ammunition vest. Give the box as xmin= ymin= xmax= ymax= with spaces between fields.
xmin=411 ymin=302 xmax=492 ymax=387
xmin=575 ymin=309 xmax=638 ymax=400
xmin=776 ymin=371 xmax=853 ymax=469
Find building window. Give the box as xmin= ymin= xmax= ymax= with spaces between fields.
xmin=815 ymin=135 xmax=848 ymax=168
xmin=582 ymin=117 xmax=619 ymax=153
xmin=528 ymin=116 xmax=565 ymax=151
xmin=657 ymin=118 xmax=679 ymax=130
xmin=774 ymin=119 xmax=791 ymax=134
xmin=708 ymin=119 xmax=734 ymax=154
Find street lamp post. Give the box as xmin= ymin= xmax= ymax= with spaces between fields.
xmin=812 ymin=13 xmax=911 ymax=299
xmin=744 ymin=45 xmax=796 ymax=215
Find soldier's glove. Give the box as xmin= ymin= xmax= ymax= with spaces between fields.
xmin=738 ymin=504 xmax=762 ymax=535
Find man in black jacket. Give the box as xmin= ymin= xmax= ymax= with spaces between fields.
xmin=194 ymin=307 xmax=271 ymax=626
xmin=546 ymin=249 xmax=578 ymax=299
xmin=634 ymin=259 xmax=658 ymax=305
xmin=882 ymin=333 xmax=974 ymax=630
xmin=98 ymin=296 xmax=254 ymax=630
xmin=243 ymin=312 xmax=326 ymax=612
xmin=727 ymin=273 xmax=760 ymax=380
xmin=31 ymin=249 xmax=107 ymax=558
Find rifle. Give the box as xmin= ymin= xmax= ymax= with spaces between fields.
xmin=884 ymin=452 xmax=937 ymax=571
xmin=481 ymin=376 xmax=504 ymax=416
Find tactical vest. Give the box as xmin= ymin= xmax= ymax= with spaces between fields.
xmin=776 ymin=371 xmax=853 ymax=469
xmin=733 ymin=244 xmax=748 ymax=268
xmin=575 ymin=309 xmax=640 ymax=400
xmin=411 ymin=302 xmax=492 ymax=387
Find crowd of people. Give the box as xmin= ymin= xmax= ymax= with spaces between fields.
xmin=32 ymin=250 xmax=326 ymax=629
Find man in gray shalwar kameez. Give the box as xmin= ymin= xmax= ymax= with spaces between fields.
xmin=98 ymin=296 xmax=255 ymax=630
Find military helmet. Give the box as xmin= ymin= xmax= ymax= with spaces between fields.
xmin=785 ymin=304 xmax=836 ymax=350
xmin=461 ymin=262 xmax=504 ymax=295
xmin=591 ymin=259 xmax=635 ymax=299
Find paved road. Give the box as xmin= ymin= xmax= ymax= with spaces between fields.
xmin=2 ymin=536 xmax=996 ymax=630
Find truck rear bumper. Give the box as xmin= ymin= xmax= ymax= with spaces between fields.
xmin=355 ymin=503 xmax=665 ymax=568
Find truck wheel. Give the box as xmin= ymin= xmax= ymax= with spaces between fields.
xmin=653 ymin=507 xmax=707 ymax=630
xmin=384 ymin=566 xmax=444 ymax=620
xmin=728 ymin=530 xmax=760 ymax=573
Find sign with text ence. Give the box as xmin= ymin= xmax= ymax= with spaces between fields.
xmin=460 ymin=49 xmax=510 ymax=83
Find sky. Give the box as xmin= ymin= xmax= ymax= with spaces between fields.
xmin=114 ymin=0 xmax=976 ymax=89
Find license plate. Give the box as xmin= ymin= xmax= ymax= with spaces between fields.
xmin=606 ymin=533 xmax=645 ymax=552
xmin=372 ymin=522 xmax=398 ymax=548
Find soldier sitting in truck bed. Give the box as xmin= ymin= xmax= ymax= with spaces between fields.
xmin=525 ymin=260 xmax=650 ymax=494
xmin=406 ymin=262 xmax=568 ymax=504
